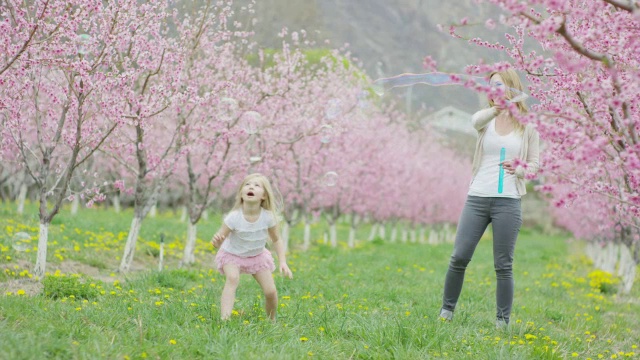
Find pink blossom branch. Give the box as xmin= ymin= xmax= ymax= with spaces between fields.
xmin=0 ymin=0 xmax=51 ymax=77
xmin=601 ymin=0 xmax=636 ymax=12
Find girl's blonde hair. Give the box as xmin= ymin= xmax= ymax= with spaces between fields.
xmin=232 ymin=173 xmax=283 ymax=216
xmin=488 ymin=69 xmax=527 ymax=134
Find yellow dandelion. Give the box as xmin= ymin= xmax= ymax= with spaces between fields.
xmin=300 ymin=337 xmax=308 ymax=342
xmin=169 ymin=339 xmax=176 ymax=345
xmin=16 ymin=289 xmax=26 ymax=296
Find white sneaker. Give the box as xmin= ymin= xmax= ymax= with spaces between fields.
xmin=439 ymin=309 xmax=453 ymax=321
xmin=496 ymin=319 xmax=508 ymax=329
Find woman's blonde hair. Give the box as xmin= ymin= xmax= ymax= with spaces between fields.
xmin=232 ymin=173 xmax=283 ymax=216
xmin=488 ymin=69 xmax=527 ymax=133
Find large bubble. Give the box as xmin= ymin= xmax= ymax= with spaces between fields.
xmin=323 ymin=171 xmax=338 ymax=187
xmin=12 ymin=232 xmax=31 ymax=252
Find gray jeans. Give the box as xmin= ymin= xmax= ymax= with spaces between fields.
xmin=441 ymin=196 xmax=522 ymax=322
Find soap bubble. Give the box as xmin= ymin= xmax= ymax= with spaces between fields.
xmin=319 ymin=124 xmax=334 ymax=144
xmin=323 ymin=171 xmax=338 ymax=187
xmin=219 ymin=98 xmax=239 ymax=122
xmin=242 ymin=111 xmax=261 ymax=135
xmin=12 ymin=232 xmax=31 ymax=252
xmin=372 ymin=72 xmax=530 ymax=103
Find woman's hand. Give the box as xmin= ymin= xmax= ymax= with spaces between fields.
xmin=279 ymin=262 xmax=293 ymax=279
xmin=501 ymin=160 xmax=516 ymax=175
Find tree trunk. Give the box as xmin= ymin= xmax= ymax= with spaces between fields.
xmin=419 ymin=226 xmax=426 ymax=244
xmin=119 ymin=216 xmax=143 ymax=272
xmin=401 ymin=227 xmax=408 ymax=243
xmin=377 ymin=223 xmax=386 ymax=240
xmin=16 ymin=183 xmax=27 ymax=215
xmin=113 ymin=194 xmax=121 ymax=213
xmin=158 ymin=242 xmax=165 ymax=272
xmin=32 ymin=222 xmax=50 ymax=277
xmin=348 ymin=225 xmax=356 ymax=248
xmin=617 ymin=243 xmax=636 ymax=294
xmin=368 ymin=223 xmax=378 ymax=241
xmin=70 ymin=196 xmax=80 ymax=215
xmin=330 ymin=222 xmax=337 ymax=247
xmin=390 ymin=223 xmax=398 ymax=243
xmin=180 ymin=205 xmax=187 ymax=222
xmin=281 ymin=221 xmax=290 ymax=253
xmin=303 ymin=215 xmax=311 ymax=250
xmin=149 ymin=203 xmax=157 ymax=218
xmin=182 ymin=220 xmax=197 ymax=265
xmin=428 ymin=228 xmax=438 ymax=244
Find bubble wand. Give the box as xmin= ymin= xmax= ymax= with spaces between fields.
xmin=498 ymin=147 xmax=506 ymax=194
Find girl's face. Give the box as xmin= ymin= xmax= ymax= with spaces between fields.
xmin=489 ymin=74 xmax=507 ymax=102
xmin=241 ymin=178 xmax=266 ymax=204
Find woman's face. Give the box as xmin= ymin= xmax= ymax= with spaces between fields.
xmin=489 ymin=74 xmax=507 ymax=102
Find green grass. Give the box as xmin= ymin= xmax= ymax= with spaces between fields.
xmin=0 ymin=201 xmax=638 ymax=359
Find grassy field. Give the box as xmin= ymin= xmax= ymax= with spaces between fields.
xmin=0 ymin=202 xmax=639 ymax=359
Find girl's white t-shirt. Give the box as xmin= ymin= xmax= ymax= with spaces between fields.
xmin=220 ymin=208 xmax=277 ymax=257
xmin=468 ymin=119 xmax=522 ymax=199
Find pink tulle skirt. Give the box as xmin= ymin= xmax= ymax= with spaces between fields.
xmin=215 ymin=248 xmax=275 ymax=275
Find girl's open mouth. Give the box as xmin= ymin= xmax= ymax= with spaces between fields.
xmin=247 ymin=192 xmax=254 ymax=196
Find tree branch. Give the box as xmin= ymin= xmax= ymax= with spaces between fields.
xmin=601 ymin=0 xmax=636 ymax=12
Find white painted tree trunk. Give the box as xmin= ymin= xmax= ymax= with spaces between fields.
xmin=377 ymin=223 xmax=386 ymax=240
xmin=17 ymin=184 xmax=27 ymax=215
xmin=410 ymin=229 xmax=417 ymax=243
xmin=368 ymin=223 xmax=378 ymax=241
xmin=323 ymin=232 xmax=328 ymax=244
xmin=586 ymin=242 xmax=637 ymax=294
xmin=617 ymin=244 xmax=636 ymax=294
xmin=419 ymin=226 xmax=426 ymax=244
xmin=113 ymin=194 xmax=121 ymax=213
xmin=330 ymin=223 xmax=337 ymax=247
xmin=33 ymin=222 xmax=49 ymax=277
xmin=180 ymin=205 xmax=187 ymax=222
xmin=348 ymin=225 xmax=356 ymax=248
xmin=158 ymin=242 xmax=164 ymax=271
xmin=149 ymin=204 xmax=157 ymax=218
xmin=182 ymin=221 xmax=197 ymax=265
xmin=401 ymin=228 xmax=408 ymax=243
xmin=303 ymin=218 xmax=311 ymax=250
xmin=445 ymin=224 xmax=455 ymax=243
xmin=202 ymin=209 xmax=209 ymax=221
xmin=119 ymin=216 xmax=143 ymax=272
xmin=390 ymin=224 xmax=398 ymax=243
xmin=71 ymin=196 xmax=80 ymax=215
xmin=428 ymin=229 xmax=438 ymax=245
xmin=281 ymin=222 xmax=290 ymax=253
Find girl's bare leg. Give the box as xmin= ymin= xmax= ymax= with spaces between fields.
xmin=252 ymin=270 xmax=278 ymax=320
xmin=221 ymin=264 xmax=240 ymax=320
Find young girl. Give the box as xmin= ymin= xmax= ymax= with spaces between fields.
xmin=211 ymin=173 xmax=293 ymax=321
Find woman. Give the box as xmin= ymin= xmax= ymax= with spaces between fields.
xmin=439 ymin=69 xmax=540 ymax=327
